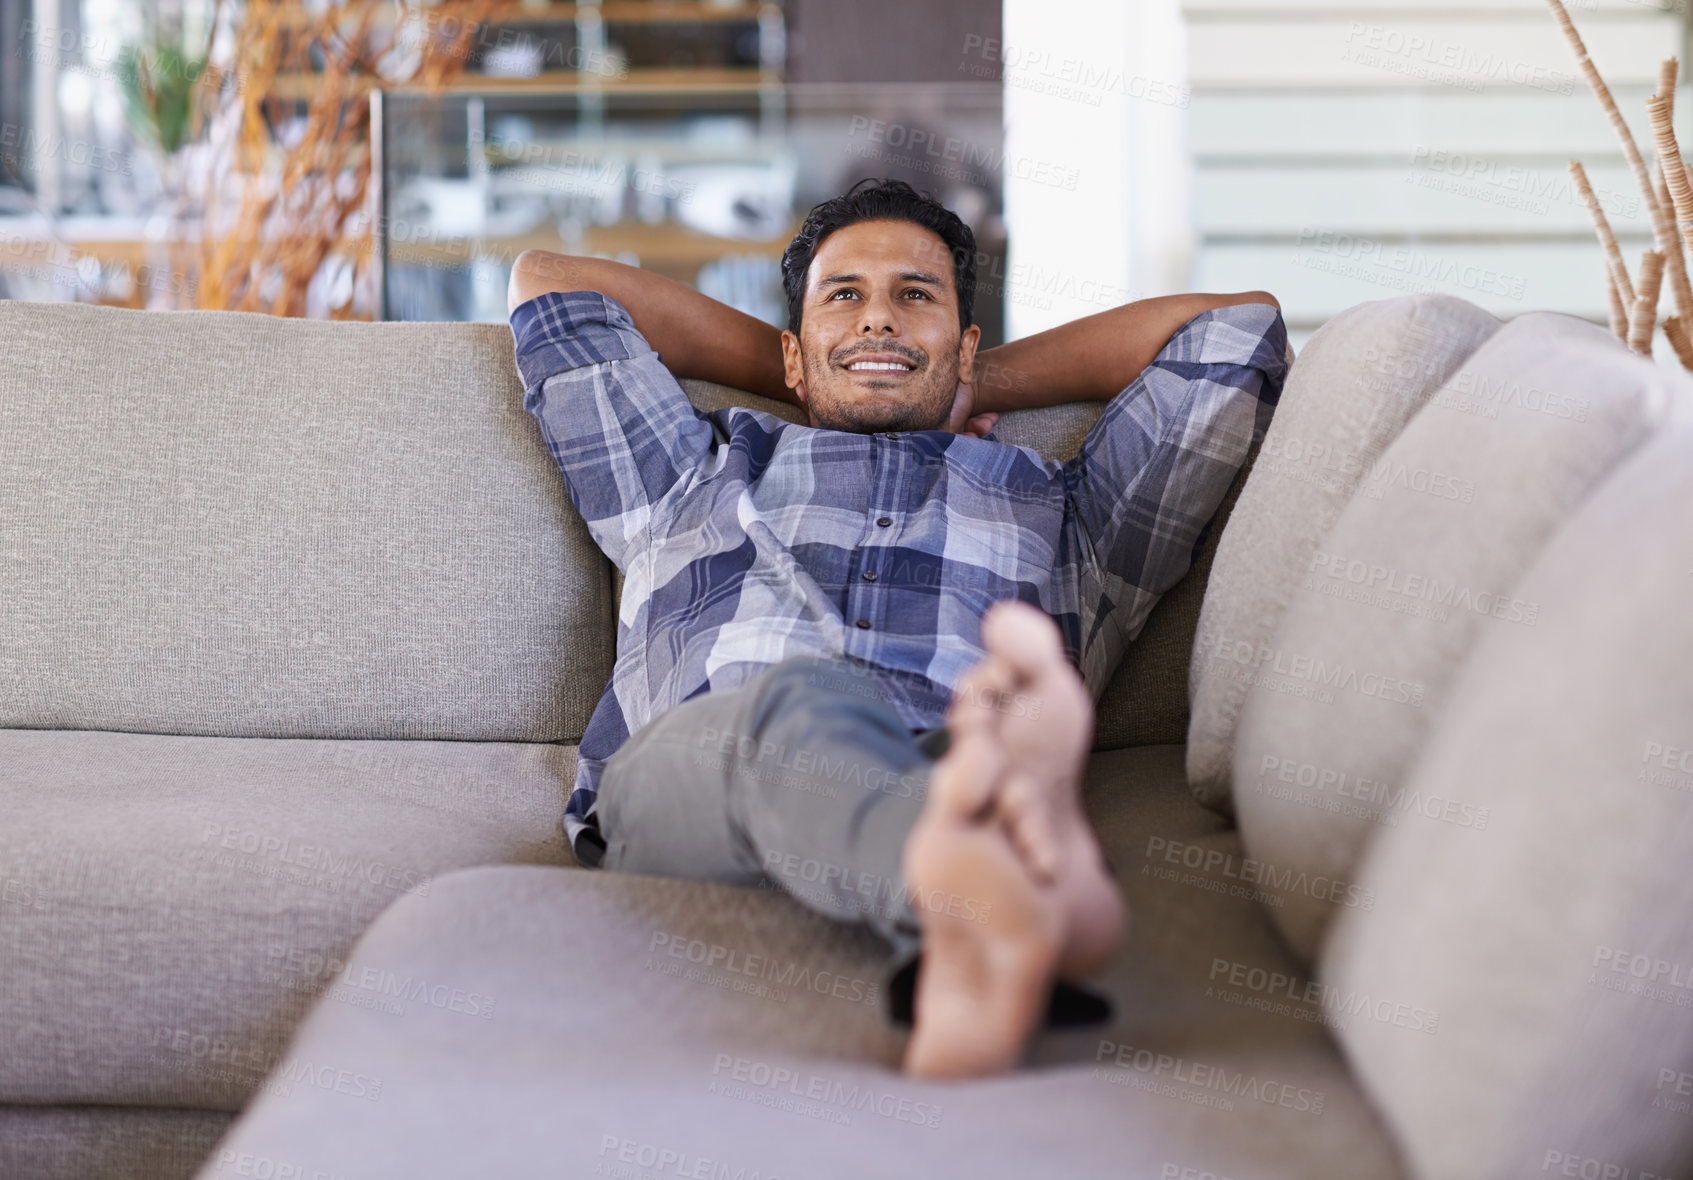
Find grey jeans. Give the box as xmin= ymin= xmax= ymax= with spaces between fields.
xmin=595 ymin=653 xmax=1112 ymax=1029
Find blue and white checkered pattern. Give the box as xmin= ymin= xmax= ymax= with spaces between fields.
xmin=510 ymin=290 xmax=1288 ymax=862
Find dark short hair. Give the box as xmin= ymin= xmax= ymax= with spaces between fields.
xmin=780 ymin=178 xmax=976 ymax=336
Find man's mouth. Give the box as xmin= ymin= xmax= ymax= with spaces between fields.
xmin=842 ymin=354 xmax=919 ymax=373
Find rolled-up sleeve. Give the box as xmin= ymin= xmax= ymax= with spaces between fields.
xmin=510 ymin=289 xmax=715 ymax=570
xmin=1063 ymin=301 xmax=1288 ymax=679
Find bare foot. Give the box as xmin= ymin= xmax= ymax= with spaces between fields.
xmin=950 ymin=599 xmax=1125 ymax=976
xmin=901 ymin=740 xmax=1064 ymax=1078
xmin=899 ymin=600 xmax=1127 ymax=1079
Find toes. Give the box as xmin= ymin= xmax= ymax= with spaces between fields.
xmin=980 ymin=599 xmax=1067 ymax=681
xmin=998 ymin=771 xmax=1062 ymax=884
xmin=929 ymin=728 xmax=1008 ymax=820
xmin=947 ymin=657 xmax=1019 ymax=732
xmin=979 ymin=600 xmax=1093 ymax=751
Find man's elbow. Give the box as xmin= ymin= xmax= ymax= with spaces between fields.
xmin=1233 ymin=289 xmax=1280 ymax=312
xmin=508 ymin=249 xmax=589 ymax=314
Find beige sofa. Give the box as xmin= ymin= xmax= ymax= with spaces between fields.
xmin=2 ymin=293 xmax=1690 ymax=1180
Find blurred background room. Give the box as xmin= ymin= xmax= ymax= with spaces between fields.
xmin=7 ymin=7 xmax=1693 ymax=1179
xmin=0 ymin=0 xmax=1685 ymax=353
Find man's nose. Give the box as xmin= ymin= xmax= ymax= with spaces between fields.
xmin=857 ymin=293 xmax=901 ymax=334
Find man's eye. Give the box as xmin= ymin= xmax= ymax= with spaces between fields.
xmin=823 ymin=289 xmax=931 ymax=301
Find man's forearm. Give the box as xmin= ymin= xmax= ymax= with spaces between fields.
xmin=510 ymin=251 xmax=795 ymax=404
xmin=969 ymin=291 xmax=1281 ymax=415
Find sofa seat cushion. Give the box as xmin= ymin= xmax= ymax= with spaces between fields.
xmin=195 ymin=747 xmax=1406 ymax=1180
xmin=0 ymin=728 xmax=576 ymax=1109
xmin=0 ymin=1106 xmax=233 ymax=1180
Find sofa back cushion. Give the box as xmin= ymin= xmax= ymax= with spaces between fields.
xmin=0 ymin=300 xmax=614 ymax=742
xmin=1317 ymin=404 xmax=1693 ymax=1180
xmin=0 ymin=299 xmax=1244 ymax=748
xmin=1187 ymin=295 xmax=1503 ymax=814
xmin=1230 ymin=312 xmax=1673 ymax=962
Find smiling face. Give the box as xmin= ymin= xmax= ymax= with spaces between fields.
xmin=780 ymin=219 xmax=980 ymax=434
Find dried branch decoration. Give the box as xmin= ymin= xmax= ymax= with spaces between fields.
xmin=1650 ymin=163 xmax=1693 ymax=370
xmin=1629 ymin=249 xmax=1665 ymax=352
xmin=1666 ymin=314 xmax=1693 ymax=363
xmin=1645 ymin=91 xmax=1693 ymax=327
xmin=1648 ymin=95 xmax=1693 ymax=241
xmin=1570 ymin=160 xmax=1634 ymax=306
xmin=1547 ymin=0 xmax=1662 ymax=224
xmin=184 ymin=0 xmax=507 ymax=318
xmin=1605 ymin=267 xmax=1628 ymax=338
xmin=1550 ymin=0 xmax=1693 ymax=367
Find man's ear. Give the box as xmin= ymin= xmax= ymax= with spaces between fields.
xmin=780 ymin=329 xmax=808 ymax=406
xmin=957 ymin=324 xmax=982 ymax=386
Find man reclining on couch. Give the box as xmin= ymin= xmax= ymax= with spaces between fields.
xmin=506 ymin=177 xmax=1286 ymax=1080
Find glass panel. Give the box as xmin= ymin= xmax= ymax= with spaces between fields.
xmin=0 ymin=0 xmax=216 ymax=304
xmin=1 ymin=0 xmax=1007 ymax=334
xmin=382 ymin=82 xmax=1008 ymax=345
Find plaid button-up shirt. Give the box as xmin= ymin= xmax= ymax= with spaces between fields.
xmin=510 ymin=290 xmax=1288 ymax=863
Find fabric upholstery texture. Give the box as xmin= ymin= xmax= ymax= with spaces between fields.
xmin=1318 ymin=406 xmax=1693 ymax=1180
xmin=0 ymin=1106 xmax=234 ymax=1180
xmin=0 ymin=299 xmax=614 ymax=743
xmin=1187 ymin=295 xmax=1503 ymax=815
xmin=0 ymin=727 xmax=574 ymax=1108
xmin=1229 ymin=312 xmax=1672 ymax=961
xmin=1094 ymin=439 xmax=1261 ymax=750
xmin=192 ymin=747 xmax=1407 ymax=1180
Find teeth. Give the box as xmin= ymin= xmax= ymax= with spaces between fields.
xmin=848 ymin=361 xmax=911 ymax=371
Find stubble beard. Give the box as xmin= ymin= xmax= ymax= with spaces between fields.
xmin=801 ymin=346 xmax=957 ymax=434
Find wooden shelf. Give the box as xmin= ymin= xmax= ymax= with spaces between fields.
xmin=511 ymin=2 xmax=772 ymax=23
xmin=0 ymin=222 xmax=791 ymax=272
xmin=387 ymin=218 xmax=801 ymax=267
xmin=266 ymin=66 xmax=771 ymax=102
xmin=0 ymin=217 xmax=795 ymax=311
xmin=270 ymin=2 xmax=771 ymax=30
xmin=484 ymin=136 xmax=781 ymax=165
xmin=0 ymin=220 xmax=155 ymax=270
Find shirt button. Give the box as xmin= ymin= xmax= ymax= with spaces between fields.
xmin=885 ymin=432 xmax=900 ymax=439
xmin=856 ymin=619 xmax=872 ymax=629
xmin=876 ymin=517 xmax=892 ymax=527
xmin=862 ymin=571 xmax=877 ymax=582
